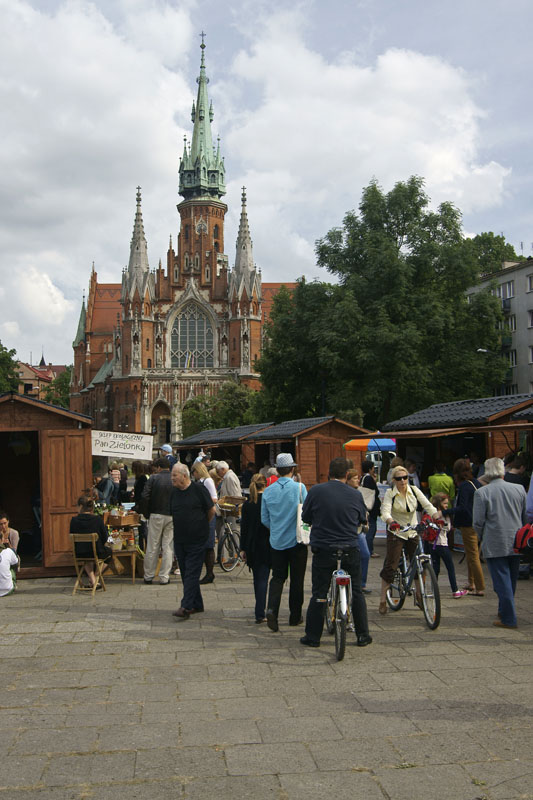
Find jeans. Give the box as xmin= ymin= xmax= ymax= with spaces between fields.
xmin=174 ymin=539 xmax=207 ymax=611
xmin=487 ymin=555 xmax=520 ymax=626
xmin=143 ymin=514 xmax=174 ymax=582
xmin=305 ymin=546 xmax=369 ymax=643
xmin=252 ymin=563 xmax=270 ymax=621
xmin=426 ymin=543 xmax=458 ymax=593
xmin=358 ymin=532 xmax=370 ymax=587
xmin=267 ymin=544 xmax=308 ymax=623
xmin=366 ymin=515 xmax=377 ymax=555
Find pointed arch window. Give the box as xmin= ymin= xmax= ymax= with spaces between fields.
xmin=170 ymin=303 xmax=214 ymax=368
xmin=213 ymin=224 xmax=219 ymax=238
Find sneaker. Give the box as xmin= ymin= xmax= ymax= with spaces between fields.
xmin=362 ymin=587 xmax=372 ymax=594
xmin=347 ymin=622 xmax=355 ymax=632
xmin=452 ymin=589 xmax=467 ymax=598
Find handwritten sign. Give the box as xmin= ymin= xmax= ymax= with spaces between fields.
xmin=91 ymin=430 xmax=153 ymax=460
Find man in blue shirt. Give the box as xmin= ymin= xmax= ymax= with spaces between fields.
xmin=300 ymin=457 xmax=372 ymax=648
xmin=261 ymin=453 xmax=307 ymax=631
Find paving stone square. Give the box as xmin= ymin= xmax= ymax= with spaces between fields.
xmin=1 ymin=547 xmax=533 ymax=799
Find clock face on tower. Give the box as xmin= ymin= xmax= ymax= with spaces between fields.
xmin=195 ymin=219 xmax=208 ymax=235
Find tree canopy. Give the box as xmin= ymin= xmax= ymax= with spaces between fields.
xmin=0 ymin=341 xmax=19 ymax=393
xmin=181 ymin=382 xmax=258 ymax=438
xmin=257 ymin=176 xmax=506 ymax=429
xmin=43 ymin=366 xmax=72 ymax=408
xmin=466 ymin=231 xmax=523 ymax=275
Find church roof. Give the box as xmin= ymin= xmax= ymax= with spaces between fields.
xmin=90 ymin=284 xmax=121 ymax=334
xmin=87 ymin=357 xmax=115 ymax=388
xmin=73 ymin=298 xmax=86 ymax=346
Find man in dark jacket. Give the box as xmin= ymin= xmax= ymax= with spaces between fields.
xmin=141 ymin=457 xmax=174 ymax=585
xmin=171 ymin=463 xmax=214 ymax=619
xmin=300 ymin=457 xmax=371 ymax=648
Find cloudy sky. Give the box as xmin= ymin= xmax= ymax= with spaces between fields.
xmin=1 ymin=0 xmax=531 ymax=364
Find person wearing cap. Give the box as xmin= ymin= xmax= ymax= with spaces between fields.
xmin=261 ymin=453 xmax=308 ymax=631
xmin=160 ymin=444 xmax=177 ymax=469
xmin=300 ymin=457 xmax=372 ymax=648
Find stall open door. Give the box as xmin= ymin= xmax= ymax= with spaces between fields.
xmin=40 ymin=428 xmax=92 ymax=567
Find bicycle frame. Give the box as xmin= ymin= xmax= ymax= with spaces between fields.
xmin=400 ymin=536 xmax=432 ymax=601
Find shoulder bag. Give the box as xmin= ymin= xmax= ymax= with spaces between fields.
xmin=296 ymin=483 xmax=311 ymax=545
xmin=359 ymin=474 xmax=376 ymax=512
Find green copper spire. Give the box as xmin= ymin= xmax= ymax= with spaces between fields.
xmin=73 ymin=294 xmax=86 ymax=347
xmin=179 ymin=33 xmax=226 ymax=200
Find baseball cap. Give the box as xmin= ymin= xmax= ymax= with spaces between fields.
xmin=275 ymin=453 xmax=297 ymax=468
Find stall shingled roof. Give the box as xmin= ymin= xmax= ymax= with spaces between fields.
xmin=383 ymin=394 xmax=533 ymax=432
xmin=245 ymin=415 xmax=340 ymax=441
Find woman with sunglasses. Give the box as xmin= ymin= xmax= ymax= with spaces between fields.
xmin=378 ymin=465 xmax=440 ymax=615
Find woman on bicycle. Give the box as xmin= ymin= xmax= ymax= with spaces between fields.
xmin=240 ymin=474 xmax=271 ymax=624
xmin=379 ymin=465 xmax=440 ymax=614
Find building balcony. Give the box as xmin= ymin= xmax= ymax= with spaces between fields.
xmin=501 ymin=333 xmax=513 ymax=349
xmin=502 ymin=298 xmax=512 ymax=313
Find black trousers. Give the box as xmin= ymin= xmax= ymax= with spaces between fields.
xmin=174 ymin=540 xmax=206 ymax=611
xmin=267 ymin=543 xmax=308 ymax=623
xmin=305 ymin=546 xmax=369 ymax=643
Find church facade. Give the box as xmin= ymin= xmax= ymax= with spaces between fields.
xmin=70 ymin=42 xmax=286 ymax=445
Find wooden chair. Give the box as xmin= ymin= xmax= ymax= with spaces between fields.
xmin=70 ymin=534 xmax=107 ymax=597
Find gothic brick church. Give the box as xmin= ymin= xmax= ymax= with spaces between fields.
xmin=70 ymin=41 xmax=293 ymax=444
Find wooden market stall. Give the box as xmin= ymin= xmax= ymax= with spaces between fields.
xmin=175 ymin=416 xmax=370 ymax=486
xmin=381 ymin=394 xmax=533 ymax=481
xmin=0 ymin=392 xmax=93 ymax=577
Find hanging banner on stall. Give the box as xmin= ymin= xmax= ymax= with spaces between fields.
xmin=91 ymin=430 xmax=153 ymax=460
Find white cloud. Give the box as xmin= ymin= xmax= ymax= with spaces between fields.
xmin=0 ymin=1 xmax=513 ymax=363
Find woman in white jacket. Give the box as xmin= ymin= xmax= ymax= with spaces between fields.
xmin=379 ymin=465 xmax=440 ymax=615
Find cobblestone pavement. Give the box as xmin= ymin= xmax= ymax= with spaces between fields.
xmin=2 ymin=545 xmax=533 ymax=799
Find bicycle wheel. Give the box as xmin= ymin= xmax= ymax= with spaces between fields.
xmin=334 ymin=587 xmax=347 ymax=661
xmin=386 ymin=567 xmax=407 ymax=611
xmin=325 ymin=579 xmax=335 ymax=634
xmin=418 ymin=560 xmax=441 ymax=630
xmin=218 ymin=531 xmax=241 ymax=572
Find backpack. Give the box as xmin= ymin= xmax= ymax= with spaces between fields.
xmin=514 ymin=524 xmax=533 ymax=556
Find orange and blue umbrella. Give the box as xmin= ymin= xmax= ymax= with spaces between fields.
xmin=344 ymin=435 xmax=396 ymax=452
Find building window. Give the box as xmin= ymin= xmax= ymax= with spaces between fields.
xmin=147 ymin=359 xmax=152 ymax=368
xmin=205 ymin=265 xmax=210 ymax=281
xmin=506 ymin=350 xmax=517 ymax=367
xmin=170 ymin=303 xmax=214 ymax=368
xmin=174 ymin=267 xmax=179 ymax=281
xmin=214 ymin=224 xmax=219 ymax=239
xmin=507 ymin=315 xmax=516 ymax=331
xmin=529 ymin=381 xmax=533 ymax=394
xmin=504 ymin=384 xmax=518 ymax=395
xmin=528 ymin=275 xmax=533 ymax=292
xmin=125 ymin=355 xmax=129 ymax=369
xmin=501 ymin=280 xmax=514 ymax=299
xmin=146 ymin=338 xmax=149 ymax=351
xmin=184 ymin=225 xmax=189 ymax=241
xmin=529 ymin=346 xmax=533 ymax=364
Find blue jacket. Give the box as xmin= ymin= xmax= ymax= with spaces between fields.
xmin=261 ymin=477 xmax=306 ymax=550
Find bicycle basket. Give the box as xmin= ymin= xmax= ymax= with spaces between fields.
xmin=417 ymin=513 xmax=440 ymax=543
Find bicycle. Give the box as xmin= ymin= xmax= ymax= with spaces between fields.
xmin=324 ymin=548 xmax=352 ymax=661
xmin=216 ymin=498 xmax=244 ymax=573
xmin=385 ymin=524 xmax=441 ymax=630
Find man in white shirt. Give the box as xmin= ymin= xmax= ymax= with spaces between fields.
xmin=0 ymin=547 xmax=18 ymax=597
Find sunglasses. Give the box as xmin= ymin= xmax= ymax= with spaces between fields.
xmin=395 ymin=475 xmax=409 ymax=481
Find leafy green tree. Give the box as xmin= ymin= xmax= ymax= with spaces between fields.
xmin=256 ymin=281 xmax=364 ymax=422
xmin=43 ymin=365 xmax=72 ymax=408
xmin=466 ymin=232 xmax=523 ymax=275
xmin=259 ymin=177 xmax=505 ymax=429
xmin=0 ymin=341 xmax=18 ymax=393
xmin=181 ymin=382 xmax=259 ymax=437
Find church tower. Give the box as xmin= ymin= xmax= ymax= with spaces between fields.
xmin=71 ymin=36 xmax=264 ymax=443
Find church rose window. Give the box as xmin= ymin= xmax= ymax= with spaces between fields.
xmin=170 ymin=304 xmax=214 ymax=368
